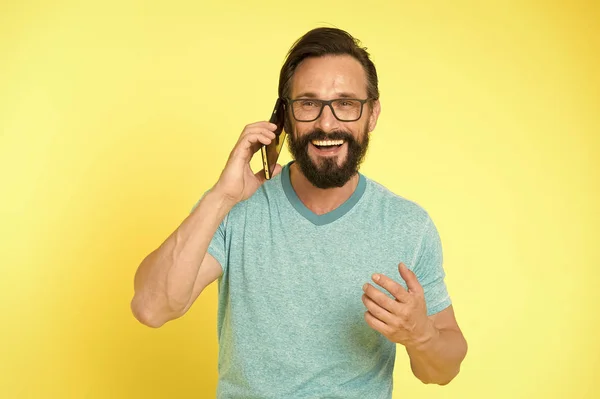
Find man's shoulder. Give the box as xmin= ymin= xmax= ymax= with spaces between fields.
xmin=249 ymin=173 xmax=285 ymax=203
xmin=227 ymin=173 xmax=285 ymax=213
xmin=363 ymin=176 xmax=430 ymax=220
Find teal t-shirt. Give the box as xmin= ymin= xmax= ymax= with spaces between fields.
xmin=195 ymin=161 xmax=451 ymax=399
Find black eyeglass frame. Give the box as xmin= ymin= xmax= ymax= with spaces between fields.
xmin=284 ymin=97 xmax=374 ymax=122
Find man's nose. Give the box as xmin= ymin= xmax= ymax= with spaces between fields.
xmin=314 ymin=104 xmax=340 ymax=132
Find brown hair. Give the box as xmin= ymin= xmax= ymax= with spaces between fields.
xmin=278 ymin=27 xmax=380 ymax=102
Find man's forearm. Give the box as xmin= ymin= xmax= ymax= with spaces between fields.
xmin=131 ymin=189 xmax=234 ymax=325
xmin=406 ymin=324 xmax=468 ymax=385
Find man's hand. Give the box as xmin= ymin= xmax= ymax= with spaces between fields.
xmin=212 ymin=122 xmax=282 ymax=206
xmin=362 ymin=262 xmax=437 ymax=349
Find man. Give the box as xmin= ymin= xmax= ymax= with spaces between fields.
xmin=131 ymin=27 xmax=468 ymax=398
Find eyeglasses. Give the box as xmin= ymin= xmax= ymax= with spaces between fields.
xmin=285 ymin=97 xmax=372 ymax=122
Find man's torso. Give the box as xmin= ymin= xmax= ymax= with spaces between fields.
xmin=203 ymin=162 xmax=450 ymax=398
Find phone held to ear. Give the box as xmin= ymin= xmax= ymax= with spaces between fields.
xmin=261 ymin=98 xmax=287 ymax=180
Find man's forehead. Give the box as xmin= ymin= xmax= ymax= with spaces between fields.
xmin=291 ymin=55 xmax=368 ymax=98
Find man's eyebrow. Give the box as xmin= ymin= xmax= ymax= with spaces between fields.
xmin=294 ymin=92 xmax=319 ymax=98
xmin=294 ymin=92 xmax=360 ymax=99
xmin=336 ymin=92 xmax=359 ymax=98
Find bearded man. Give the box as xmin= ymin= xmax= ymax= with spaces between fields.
xmin=131 ymin=27 xmax=468 ymax=399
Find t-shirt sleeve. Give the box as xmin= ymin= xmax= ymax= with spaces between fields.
xmin=412 ymin=215 xmax=452 ymax=316
xmin=190 ymin=192 xmax=228 ymax=271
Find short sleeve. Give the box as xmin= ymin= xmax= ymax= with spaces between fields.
xmin=412 ymin=216 xmax=452 ymax=316
xmin=190 ymin=191 xmax=228 ymax=270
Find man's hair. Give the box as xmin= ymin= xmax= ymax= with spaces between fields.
xmin=278 ymin=27 xmax=380 ymax=101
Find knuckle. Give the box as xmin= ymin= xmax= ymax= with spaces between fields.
xmin=385 ymin=297 xmax=396 ymax=309
xmin=398 ymin=308 xmax=409 ymax=320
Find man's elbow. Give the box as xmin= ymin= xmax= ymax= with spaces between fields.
xmin=130 ymin=296 xmax=179 ymax=328
xmin=434 ymin=368 xmax=460 ymax=386
xmin=415 ymin=367 xmax=460 ymax=386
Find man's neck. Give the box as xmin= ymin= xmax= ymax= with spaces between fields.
xmin=289 ymin=162 xmax=360 ymax=216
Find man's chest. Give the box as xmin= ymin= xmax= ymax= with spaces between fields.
xmin=223 ymin=218 xmax=416 ymax=322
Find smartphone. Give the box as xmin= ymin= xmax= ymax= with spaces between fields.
xmin=261 ymin=98 xmax=287 ymax=180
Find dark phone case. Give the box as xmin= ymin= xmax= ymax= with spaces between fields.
xmin=262 ymin=99 xmax=286 ymax=179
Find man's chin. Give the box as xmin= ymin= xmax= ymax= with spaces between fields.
xmin=308 ymin=158 xmax=347 ymax=173
xmin=308 ymin=152 xmax=348 ymax=170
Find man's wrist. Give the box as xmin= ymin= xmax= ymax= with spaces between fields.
xmin=204 ymin=188 xmax=237 ymax=217
xmin=409 ymin=320 xmax=439 ymax=352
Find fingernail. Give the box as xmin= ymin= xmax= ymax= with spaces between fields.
xmin=362 ymin=283 xmax=368 ymax=291
xmin=373 ymin=274 xmax=380 ymax=282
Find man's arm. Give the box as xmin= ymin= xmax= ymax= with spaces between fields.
xmin=130 ymin=121 xmax=281 ymax=328
xmin=405 ymin=305 xmax=468 ymax=385
xmin=130 ymin=190 xmax=233 ymax=328
xmin=362 ymin=263 xmax=467 ymax=385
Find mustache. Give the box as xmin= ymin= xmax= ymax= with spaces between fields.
xmin=300 ymin=129 xmax=355 ymax=142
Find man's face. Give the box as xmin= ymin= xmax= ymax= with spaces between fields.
xmin=286 ymin=55 xmax=381 ymax=189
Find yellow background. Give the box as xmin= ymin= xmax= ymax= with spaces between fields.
xmin=1 ymin=0 xmax=598 ymax=398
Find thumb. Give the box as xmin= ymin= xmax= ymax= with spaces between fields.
xmin=398 ymin=262 xmax=422 ymax=294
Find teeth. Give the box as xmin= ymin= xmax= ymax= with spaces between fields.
xmin=311 ymin=139 xmax=345 ymax=146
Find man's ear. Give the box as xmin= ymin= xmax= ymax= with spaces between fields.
xmin=367 ymin=99 xmax=381 ymax=132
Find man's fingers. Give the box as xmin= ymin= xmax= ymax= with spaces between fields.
xmin=233 ymin=132 xmax=274 ymax=159
xmin=372 ymin=272 xmax=410 ymax=303
xmin=364 ymin=311 xmax=391 ymax=336
xmin=361 ymin=294 xmax=395 ymax=325
xmin=398 ymin=263 xmax=423 ymax=295
xmin=363 ymin=283 xmax=402 ymax=313
xmin=243 ymin=121 xmax=279 ymax=133
xmin=243 ymin=131 xmax=274 ymax=147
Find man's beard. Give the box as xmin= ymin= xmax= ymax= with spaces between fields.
xmin=287 ymin=127 xmax=369 ymax=189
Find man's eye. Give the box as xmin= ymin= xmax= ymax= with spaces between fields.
xmin=300 ymin=100 xmax=318 ymax=107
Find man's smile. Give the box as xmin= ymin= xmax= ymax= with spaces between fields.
xmin=309 ymin=139 xmax=347 ymax=156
